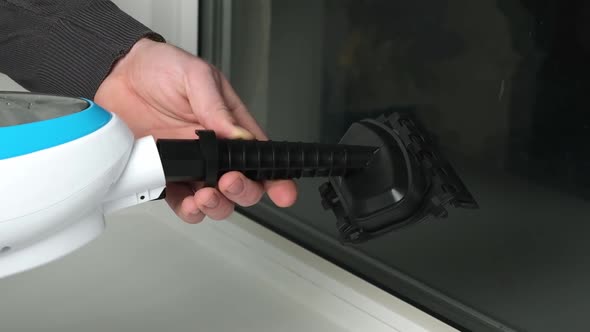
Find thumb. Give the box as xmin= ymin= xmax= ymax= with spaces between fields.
xmin=186 ymin=66 xmax=254 ymax=140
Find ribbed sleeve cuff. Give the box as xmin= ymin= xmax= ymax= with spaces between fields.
xmin=38 ymin=1 xmax=165 ymax=99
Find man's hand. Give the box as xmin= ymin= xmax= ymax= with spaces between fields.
xmin=95 ymin=38 xmax=297 ymax=223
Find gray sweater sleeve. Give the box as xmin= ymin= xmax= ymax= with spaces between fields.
xmin=0 ymin=0 xmax=165 ymax=98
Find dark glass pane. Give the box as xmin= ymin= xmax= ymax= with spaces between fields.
xmin=228 ymin=1 xmax=590 ymax=330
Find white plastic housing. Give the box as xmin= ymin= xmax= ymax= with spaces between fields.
xmin=0 ymin=114 xmax=166 ymax=278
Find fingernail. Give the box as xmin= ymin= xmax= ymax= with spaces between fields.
xmin=232 ymin=126 xmax=255 ymax=140
xmin=204 ymin=193 xmax=220 ymax=209
xmin=226 ymin=178 xmax=244 ymax=195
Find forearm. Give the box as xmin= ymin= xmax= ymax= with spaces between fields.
xmin=0 ymin=0 xmax=164 ymax=98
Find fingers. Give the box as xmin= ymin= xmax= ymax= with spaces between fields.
xmin=218 ymin=75 xmax=298 ymax=207
xmin=148 ymin=124 xmax=205 ymax=140
xmin=183 ymin=60 xmax=298 ymax=209
xmin=193 ymin=187 xmax=235 ymax=220
xmin=265 ymin=180 xmax=298 ymax=207
xmin=219 ymin=76 xmax=266 ymax=140
xmin=166 ymin=182 xmax=236 ymax=222
xmin=185 ymin=62 xmax=253 ymax=139
xmin=218 ymin=172 xmax=265 ymax=207
xmin=165 ymin=182 xmax=205 ymax=224
xmin=166 ymin=174 xmax=295 ymax=224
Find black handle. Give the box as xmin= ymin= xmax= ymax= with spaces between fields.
xmin=156 ymin=130 xmax=378 ymax=186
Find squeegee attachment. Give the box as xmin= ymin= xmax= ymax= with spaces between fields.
xmin=319 ymin=113 xmax=479 ymax=243
xmin=156 ymin=113 xmax=478 ymax=244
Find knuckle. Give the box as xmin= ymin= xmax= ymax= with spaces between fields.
xmin=193 ymin=60 xmax=215 ymax=75
xmin=210 ymin=205 xmax=234 ymax=221
xmin=237 ymin=186 xmax=263 ymax=207
xmin=198 ymin=101 xmax=230 ymax=120
xmin=239 ymin=197 xmax=260 ymax=208
xmin=184 ymin=215 xmax=204 ymax=224
xmin=213 ymin=103 xmax=230 ymax=114
xmin=182 ymin=208 xmax=205 ymax=224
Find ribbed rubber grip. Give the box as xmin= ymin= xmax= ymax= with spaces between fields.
xmin=217 ymin=140 xmax=378 ymax=180
xmin=156 ymin=130 xmax=379 ymax=185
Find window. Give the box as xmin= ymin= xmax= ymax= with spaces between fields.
xmin=201 ymin=1 xmax=590 ymax=331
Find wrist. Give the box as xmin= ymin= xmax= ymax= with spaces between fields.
xmin=116 ymin=37 xmax=160 ymax=69
xmin=100 ymin=37 xmax=160 ymax=90
xmin=129 ymin=37 xmax=163 ymax=54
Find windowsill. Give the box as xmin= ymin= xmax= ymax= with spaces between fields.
xmin=145 ymin=201 xmax=458 ymax=332
xmin=0 ymin=199 xmax=455 ymax=331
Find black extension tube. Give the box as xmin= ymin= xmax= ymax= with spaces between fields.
xmin=156 ymin=130 xmax=379 ymax=186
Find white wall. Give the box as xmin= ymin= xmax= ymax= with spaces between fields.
xmin=113 ymin=0 xmax=198 ymax=54
xmin=0 ymin=73 xmax=26 ymax=91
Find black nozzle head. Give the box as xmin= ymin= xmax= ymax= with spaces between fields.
xmin=319 ymin=113 xmax=478 ymax=244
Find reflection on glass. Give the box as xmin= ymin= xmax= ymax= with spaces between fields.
xmin=227 ymin=1 xmax=590 ymax=331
